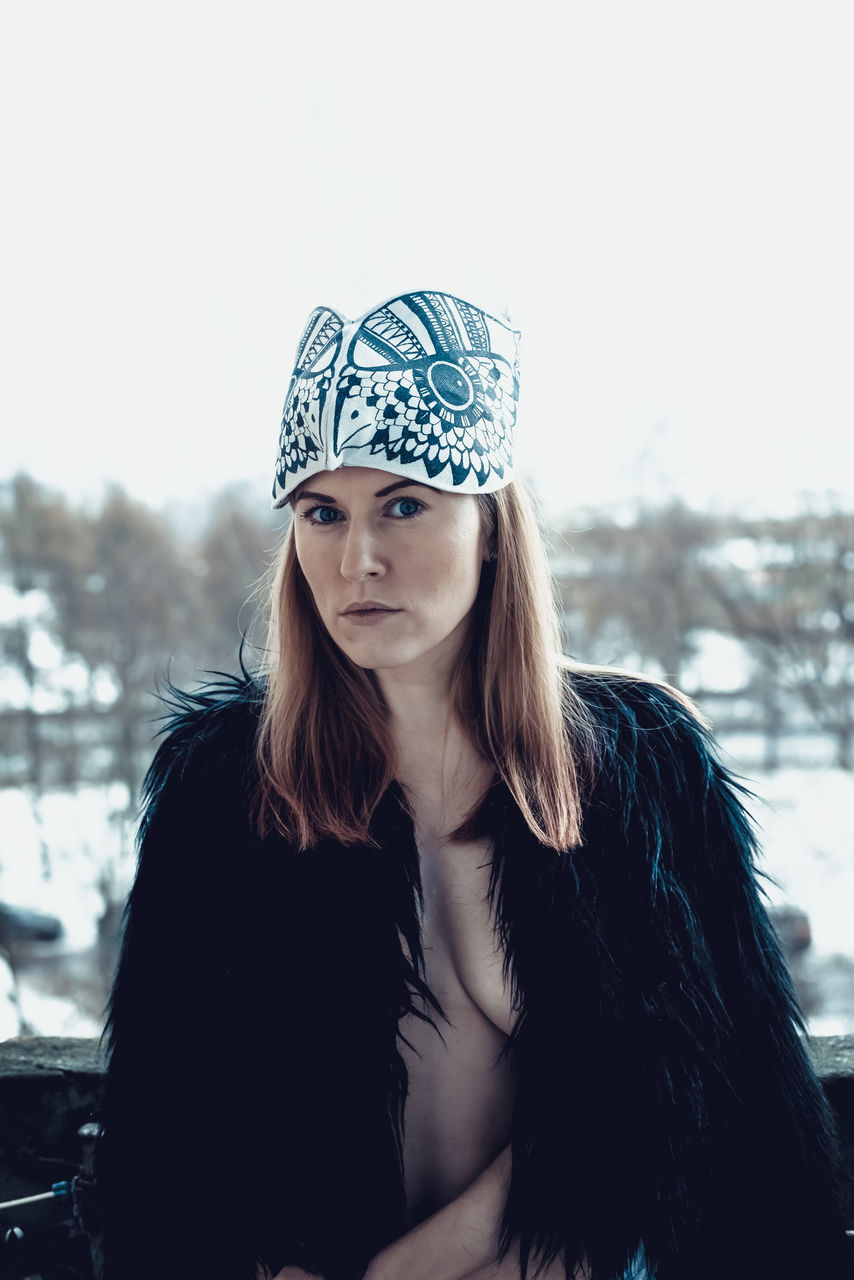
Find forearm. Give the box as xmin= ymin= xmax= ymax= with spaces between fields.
xmin=364 ymin=1147 xmax=512 ymax=1280
xmin=264 ymin=1147 xmax=589 ymax=1280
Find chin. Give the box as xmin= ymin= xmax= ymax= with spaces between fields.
xmin=332 ymin=635 xmax=404 ymax=670
xmin=353 ymin=650 xmax=414 ymax=673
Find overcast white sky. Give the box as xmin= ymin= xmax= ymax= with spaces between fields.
xmin=1 ymin=0 xmax=852 ymax=523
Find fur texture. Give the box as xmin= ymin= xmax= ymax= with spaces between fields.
xmin=97 ymin=672 xmax=852 ymax=1280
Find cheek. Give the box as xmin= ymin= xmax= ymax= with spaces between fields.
xmin=293 ymin=534 xmax=330 ymax=605
xmin=420 ymin=529 xmax=483 ymax=610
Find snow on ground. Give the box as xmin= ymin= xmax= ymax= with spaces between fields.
xmin=0 ymin=958 xmax=20 ymax=1040
xmin=0 ymin=785 xmax=134 ymax=1039
xmin=729 ymin=764 xmax=854 ymax=959
xmin=0 ymin=970 xmax=103 ymax=1040
xmin=715 ymin=752 xmax=854 ymax=1034
xmin=0 ymin=784 xmax=134 ymax=950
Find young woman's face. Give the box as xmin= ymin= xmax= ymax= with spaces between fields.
xmin=292 ymin=466 xmax=486 ymax=681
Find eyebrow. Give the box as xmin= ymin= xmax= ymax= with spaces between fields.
xmin=294 ymin=479 xmax=433 ymax=504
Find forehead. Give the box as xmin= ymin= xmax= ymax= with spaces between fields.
xmin=292 ymin=466 xmax=439 ymax=503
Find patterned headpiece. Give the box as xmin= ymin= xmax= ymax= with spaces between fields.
xmin=272 ymin=290 xmax=520 ymax=506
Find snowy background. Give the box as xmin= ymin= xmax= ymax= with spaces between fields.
xmin=1 ymin=1 xmax=852 ymax=1037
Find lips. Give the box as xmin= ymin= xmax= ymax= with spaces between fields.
xmin=341 ymin=601 xmax=400 ymax=616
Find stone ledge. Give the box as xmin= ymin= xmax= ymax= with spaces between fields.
xmin=0 ymin=1036 xmax=106 ymax=1077
xmin=0 ymin=1039 xmax=105 ymax=1198
xmin=809 ymin=1034 xmax=854 ymax=1080
xmin=3 ymin=1032 xmax=852 ymax=1078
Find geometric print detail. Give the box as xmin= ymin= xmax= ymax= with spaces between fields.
xmin=360 ymin=306 xmax=427 ymax=363
xmin=296 ymin=309 xmax=343 ymax=372
xmin=273 ymin=291 xmax=520 ymax=503
xmin=335 ymin=354 xmax=514 ymax=489
xmin=453 ymin=298 xmax=490 ymax=352
xmin=274 ymin=310 xmax=342 ymax=495
xmin=275 ymin=373 xmax=326 ymax=479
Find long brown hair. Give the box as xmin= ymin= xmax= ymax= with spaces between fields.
xmin=255 ymin=479 xmax=595 ymax=850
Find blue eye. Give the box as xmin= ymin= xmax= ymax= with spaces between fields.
xmin=302 ymin=504 xmax=340 ymax=525
xmin=389 ymin=497 xmax=424 ymax=518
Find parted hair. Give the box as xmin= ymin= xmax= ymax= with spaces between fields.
xmin=255 ymin=479 xmax=596 ymax=850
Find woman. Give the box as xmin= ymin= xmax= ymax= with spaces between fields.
xmin=97 ymin=291 xmax=852 ymax=1280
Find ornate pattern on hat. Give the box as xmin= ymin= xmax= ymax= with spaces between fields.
xmin=272 ymin=291 xmax=520 ymax=506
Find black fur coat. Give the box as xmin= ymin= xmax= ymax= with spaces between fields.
xmin=97 ymin=671 xmax=852 ymax=1280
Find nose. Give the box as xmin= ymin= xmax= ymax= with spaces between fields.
xmin=339 ymin=520 xmax=385 ymax=581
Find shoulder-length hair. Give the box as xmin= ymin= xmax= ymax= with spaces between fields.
xmin=255 ymin=479 xmax=596 ymax=850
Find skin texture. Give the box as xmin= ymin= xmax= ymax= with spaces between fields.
xmin=291 ymin=465 xmax=486 ymax=690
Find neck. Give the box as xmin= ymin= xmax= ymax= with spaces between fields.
xmin=379 ymin=674 xmax=456 ymax=738
xmin=373 ymin=626 xmax=466 ymax=735
xmin=378 ymin=664 xmax=492 ymax=840
xmin=382 ymin=676 xmax=463 ymax=788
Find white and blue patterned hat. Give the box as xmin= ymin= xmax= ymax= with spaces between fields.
xmin=272 ymin=290 xmax=520 ymax=506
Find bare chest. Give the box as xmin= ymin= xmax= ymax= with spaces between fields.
xmin=416 ymin=831 xmax=513 ymax=1032
xmin=399 ymin=831 xmax=516 ymax=1221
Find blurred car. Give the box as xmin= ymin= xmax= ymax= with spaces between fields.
xmin=0 ymin=902 xmax=64 ymax=945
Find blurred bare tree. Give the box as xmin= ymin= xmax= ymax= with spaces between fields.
xmin=553 ymin=501 xmax=854 ymax=772
xmin=700 ymin=509 xmax=854 ymax=770
xmin=193 ymin=487 xmax=279 ymax=669
xmin=555 ymin=502 xmax=725 ymax=685
xmin=0 ymin=477 xmax=279 ymax=810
